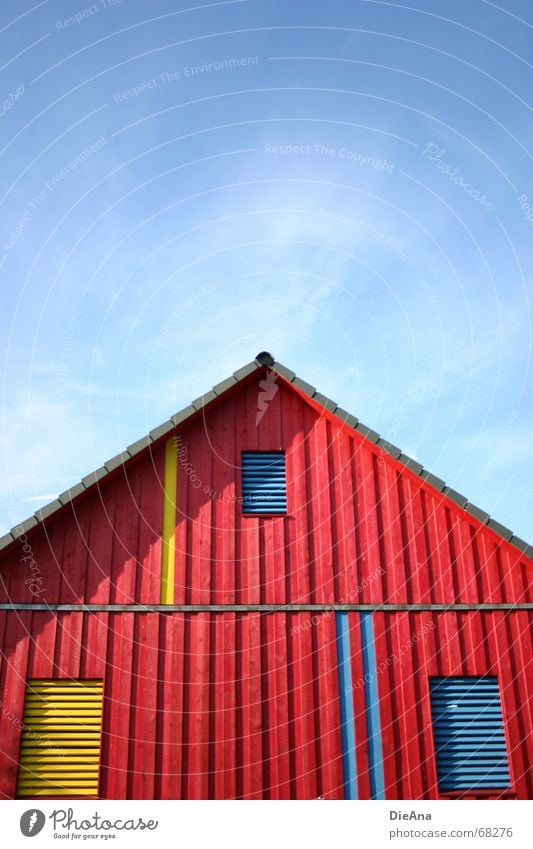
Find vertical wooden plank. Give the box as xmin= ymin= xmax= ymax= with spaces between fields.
xmin=286 ymin=389 xmax=311 ymax=603
xmin=223 ymin=612 xmax=237 ymax=799
xmin=187 ymin=422 xmax=212 ymax=605
xmin=411 ymin=612 xmax=439 ymax=799
xmin=423 ymin=491 xmax=453 ymax=604
xmin=332 ymin=430 xmax=358 ymax=604
xmin=500 ymin=545 xmax=527 ymax=604
xmin=452 ymin=516 xmax=479 ymax=603
xmin=81 ymin=612 xmax=108 ymax=678
xmin=263 ymin=612 xmax=291 ymax=798
xmin=156 ymin=613 xmax=185 ymax=799
xmin=306 ymin=411 xmax=334 ymax=604
xmin=59 ymin=499 xmax=91 ymax=604
xmin=437 ymin=505 xmax=457 ymax=605
xmin=211 ymin=401 xmax=236 ymax=605
xmin=376 ymin=462 xmax=406 ymax=604
xmin=6 ymin=516 xmax=63 ymax=605
xmin=240 ymin=386 xmax=261 ymax=606
xmin=259 ymin=613 xmax=272 ymax=797
xmin=54 ymin=612 xmax=83 ymax=679
xmin=27 ymin=610 xmax=57 ymax=679
xmin=401 ymin=478 xmax=432 ymax=605
xmin=246 ymin=611 xmax=263 ymax=798
xmin=185 ymin=613 xmax=210 ymax=799
xmin=395 ymin=475 xmax=416 ymax=604
xmin=0 ymin=612 xmax=32 ymax=798
xmin=316 ymin=612 xmax=344 ymax=798
xmin=353 ymin=444 xmax=384 ymax=604
xmin=0 ymin=609 xmax=13 ymax=798
xmin=373 ymin=612 xmax=398 ymax=798
xmin=289 ymin=613 xmax=318 ymax=798
xmin=211 ymin=613 xmax=227 ymax=799
xmin=0 ymin=550 xmax=16 ymax=604
xmin=507 ymin=612 xmax=533 ymax=798
xmin=137 ymin=443 xmax=164 ymax=604
xmin=477 ymin=535 xmax=504 ymax=603
xmin=110 ymin=468 xmax=141 ymax=605
xmin=235 ymin=612 xmax=261 ymax=798
xmin=174 ymin=431 xmax=188 ymax=605
xmin=101 ymin=613 xmax=134 ymax=799
xmin=485 ymin=614 xmax=519 ymax=796
xmin=393 ymin=612 xmax=425 ymax=799
xmin=258 ymin=383 xmax=285 ymax=605
xmin=84 ymin=481 xmax=114 ymax=605
xmin=130 ymin=612 xmax=158 ymax=798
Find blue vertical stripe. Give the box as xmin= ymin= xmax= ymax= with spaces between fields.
xmin=360 ymin=612 xmax=385 ymax=799
xmin=335 ymin=612 xmax=358 ymax=799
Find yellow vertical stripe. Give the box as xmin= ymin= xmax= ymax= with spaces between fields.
xmin=160 ymin=436 xmax=177 ymax=604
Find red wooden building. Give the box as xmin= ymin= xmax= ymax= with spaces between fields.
xmin=0 ymin=352 xmax=531 ymax=800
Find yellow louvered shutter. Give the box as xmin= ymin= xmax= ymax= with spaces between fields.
xmin=16 ymin=680 xmax=104 ymax=798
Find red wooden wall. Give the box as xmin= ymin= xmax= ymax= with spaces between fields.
xmin=0 ymin=610 xmax=344 ymax=800
xmin=0 ymin=368 xmax=531 ymax=800
xmin=1 ymin=608 xmax=531 ymax=799
xmin=347 ymin=610 xmax=533 ymax=800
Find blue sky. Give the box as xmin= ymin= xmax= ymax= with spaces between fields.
xmin=1 ymin=0 xmax=532 ymax=540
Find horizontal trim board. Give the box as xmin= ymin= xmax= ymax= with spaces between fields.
xmin=1 ymin=603 xmax=533 ymax=612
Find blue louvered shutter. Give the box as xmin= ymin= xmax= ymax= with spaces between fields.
xmin=242 ymin=452 xmax=286 ymax=514
xmin=430 ymin=677 xmax=511 ymax=791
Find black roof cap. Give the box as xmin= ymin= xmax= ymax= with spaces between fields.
xmin=255 ymin=351 xmax=275 ymax=366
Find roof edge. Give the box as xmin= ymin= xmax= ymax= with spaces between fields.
xmin=0 ymin=355 xmax=531 ymax=561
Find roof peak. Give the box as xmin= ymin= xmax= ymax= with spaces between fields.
xmin=255 ymin=351 xmax=275 ymax=366
xmin=0 ymin=355 xmax=531 ymax=559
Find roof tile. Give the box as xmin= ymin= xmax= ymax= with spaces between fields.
xmin=81 ymin=466 xmax=109 ymax=487
xmin=0 ymin=532 xmax=14 ymax=551
xmin=57 ymin=482 xmax=87 ymax=506
xmin=355 ymin=423 xmax=380 ymax=443
xmin=272 ymin=363 xmax=296 ymax=382
xmin=127 ymin=436 xmax=152 ymax=457
xmin=487 ymin=519 xmax=513 ymax=541
xmin=292 ymin=376 xmax=316 ymax=397
xmin=171 ymin=405 xmax=196 ymax=427
xmin=148 ymin=420 xmax=175 ymax=442
xmin=420 ymin=470 xmax=446 ymax=492
xmin=312 ymin=392 xmax=337 ymax=412
xmin=104 ymin=451 xmax=131 ymax=473
xmin=398 ymin=454 xmax=424 ymax=475
xmin=11 ymin=516 xmax=39 ymax=536
xmin=509 ymin=535 xmax=533 ymax=558
xmin=34 ymin=499 xmax=63 ymax=522
xmin=463 ymin=502 xmax=490 ymax=524
xmin=443 ymin=487 xmax=469 ymax=509
xmin=212 ymin=376 xmax=238 ymax=395
xmin=191 ymin=390 xmax=217 ymax=411
xmin=378 ymin=439 xmax=402 ymax=459
xmin=233 ymin=361 xmax=259 ymax=381
xmin=334 ymin=407 xmax=358 ymax=428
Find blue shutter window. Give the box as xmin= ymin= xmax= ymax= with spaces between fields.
xmin=429 ymin=676 xmax=511 ymax=791
xmin=241 ymin=452 xmax=287 ymax=514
